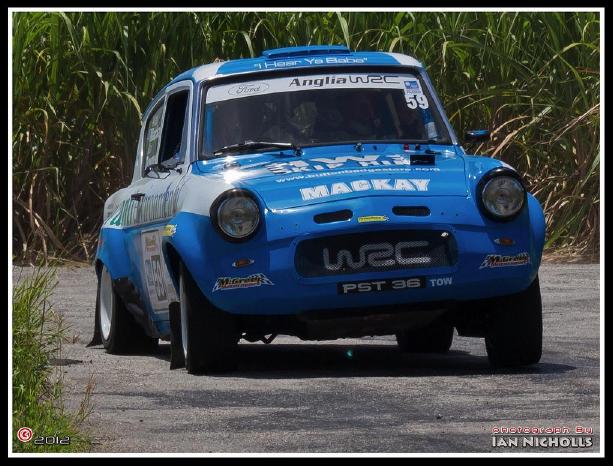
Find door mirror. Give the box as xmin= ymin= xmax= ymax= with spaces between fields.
xmin=464 ymin=130 xmax=490 ymax=143
xmin=144 ymin=163 xmax=170 ymax=179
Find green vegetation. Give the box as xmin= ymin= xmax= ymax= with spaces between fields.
xmin=12 ymin=268 xmax=92 ymax=452
xmin=12 ymin=12 xmax=600 ymax=262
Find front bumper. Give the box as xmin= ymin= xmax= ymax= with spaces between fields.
xmin=169 ymin=193 xmax=544 ymax=316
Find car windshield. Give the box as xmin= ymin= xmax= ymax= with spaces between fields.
xmin=202 ymin=71 xmax=451 ymax=157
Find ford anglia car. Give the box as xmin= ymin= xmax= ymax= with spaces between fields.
xmin=90 ymin=45 xmax=546 ymax=373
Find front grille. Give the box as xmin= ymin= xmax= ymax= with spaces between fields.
xmin=295 ymin=229 xmax=458 ymax=277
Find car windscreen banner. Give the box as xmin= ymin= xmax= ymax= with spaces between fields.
xmin=205 ymin=73 xmax=425 ymax=103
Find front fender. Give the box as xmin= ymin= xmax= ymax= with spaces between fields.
xmin=95 ymin=227 xmax=133 ymax=279
xmin=161 ymin=211 xmax=212 ymax=296
xmin=464 ymin=155 xmax=546 ymax=269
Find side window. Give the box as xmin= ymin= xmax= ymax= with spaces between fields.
xmin=159 ymin=90 xmax=190 ymax=164
xmin=143 ymin=102 xmax=165 ymax=174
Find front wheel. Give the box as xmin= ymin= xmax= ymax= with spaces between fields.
xmin=97 ymin=265 xmax=158 ymax=354
xmin=179 ymin=263 xmax=239 ymax=374
xmin=485 ymin=276 xmax=543 ymax=367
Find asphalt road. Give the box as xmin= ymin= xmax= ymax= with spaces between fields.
xmin=12 ymin=264 xmax=600 ymax=454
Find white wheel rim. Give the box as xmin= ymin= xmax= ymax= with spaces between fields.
xmin=179 ymin=273 xmax=188 ymax=359
xmin=99 ymin=266 xmax=114 ymax=341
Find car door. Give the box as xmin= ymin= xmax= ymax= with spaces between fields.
xmin=129 ymin=81 xmax=194 ymax=325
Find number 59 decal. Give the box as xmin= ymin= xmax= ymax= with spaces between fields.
xmin=406 ymin=94 xmax=429 ymax=109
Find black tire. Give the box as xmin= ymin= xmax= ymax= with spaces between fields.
xmin=485 ymin=276 xmax=542 ymax=367
xmin=396 ymin=322 xmax=454 ymax=353
xmin=179 ymin=263 xmax=239 ymax=374
xmin=97 ymin=265 xmax=158 ymax=354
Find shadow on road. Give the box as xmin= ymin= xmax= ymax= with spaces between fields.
xmin=148 ymin=342 xmax=575 ymax=379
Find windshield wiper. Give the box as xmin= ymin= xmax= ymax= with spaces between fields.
xmin=212 ymin=140 xmax=301 ymax=157
xmin=411 ymin=139 xmax=448 ymax=155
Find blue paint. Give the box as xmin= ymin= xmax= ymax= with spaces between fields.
xmin=96 ymin=46 xmax=546 ymax=339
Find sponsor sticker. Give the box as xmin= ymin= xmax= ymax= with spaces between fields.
xmin=228 ymin=82 xmax=269 ymax=96
xmin=338 ymin=277 xmax=425 ymax=294
xmin=267 ymin=154 xmax=415 ymax=175
xmin=162 ymin=224 xmax=177 ymax=237
xmin=357 ymin=215 xmax=389 ymax=223
xmin=274 ymin=166 xmax=441 ymax=183
xmin=212 ymin=273 xmax=274 ymax=292
xmin=253 ymin=56 xmax=368 ymax=71
xmin=207 ymin=72 xmax=418 ymax=103
xmin=140 ymin=230 xmax=177 ymax=310
xmin=404 ymin=79 xmax=422 ymax=93
xmin=144 ymin=235 xmax=157 ymax=253
xmin=479 ymin=252 xmax=531 ymax=269
xmin=300 ymin=178 xmax=430 ymax=200
xmin=289 ymin=74 xmax=401 ymax=88
xmin=104 ymin=177 xmax=187 ymax=229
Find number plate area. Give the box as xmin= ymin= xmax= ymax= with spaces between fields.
xmin=337 ymin=276 xmax=426 ymax=294
xmin=141 ymin=229 xmax=176 ymax=310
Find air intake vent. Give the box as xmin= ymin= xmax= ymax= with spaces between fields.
xmin=393 ymin=206 xmax=431 ymax=217
xmin=314 ymin=209 xmax=353 ymax=224
xmin=410 ymin=153 xmax=435 ymax=165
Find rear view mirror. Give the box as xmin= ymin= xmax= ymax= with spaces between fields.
xmin=464 ymin=130 xmax=490 ymax=143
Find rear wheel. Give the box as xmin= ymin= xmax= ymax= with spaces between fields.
xmin=179 ymin=263 xmax=239 ymax=374
xmin=485 ymin=276 xmax=542 ymax=367
xmin=396 ymin=322 xmax=454 ymax=353
xmin=97 ymin=265 xmax=158 ymax=354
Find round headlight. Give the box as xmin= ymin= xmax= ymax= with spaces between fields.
xmin=214 ymin=191 xmax=260 ymax=240
xmin=481 ymin=175 xmax=525 ymax=219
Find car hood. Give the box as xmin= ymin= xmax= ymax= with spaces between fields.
xmin=194 ymin=144 xmax=469 ymax=210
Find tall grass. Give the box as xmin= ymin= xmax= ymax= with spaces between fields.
xmin=12 ymin=268 xmax=93 ymax=452
xmin=12 ymin=12 xmax=600 ymax=262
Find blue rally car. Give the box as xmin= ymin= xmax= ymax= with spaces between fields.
xmin=90 ymin=45 xmax=546 ymax=373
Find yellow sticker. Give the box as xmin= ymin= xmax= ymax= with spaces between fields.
xmin=162 ymin=224 xmax=177 ymax=237
xmin=357 ymin=215 xmax=389 ymax=223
